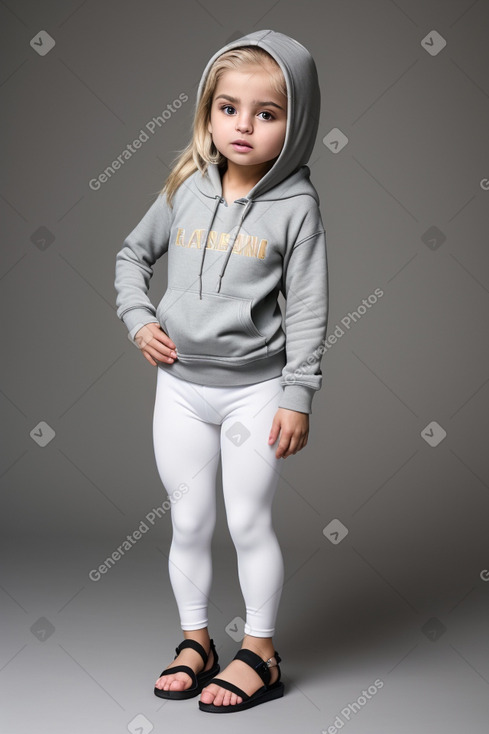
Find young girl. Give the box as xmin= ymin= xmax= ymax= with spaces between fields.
xmin=114 ymin=29 xmax=328 ymax=714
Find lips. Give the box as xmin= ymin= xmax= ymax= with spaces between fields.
xmin=232 ymin=140 xmax=252 ymax=148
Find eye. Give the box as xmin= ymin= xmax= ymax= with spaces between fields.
xmin=258 ymin=111 xmax=275 ymax=121
xmin=220 ymin=104 xmax=236 ymax=115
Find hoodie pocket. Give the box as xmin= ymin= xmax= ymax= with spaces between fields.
xmin=155 ymin=286 xmax=268 ymax=365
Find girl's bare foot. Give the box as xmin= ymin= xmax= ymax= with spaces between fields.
xmin=200 ymin=634 xmax=278 ymax=707
xmin=155 ymin=629 xmax=214 ymax=693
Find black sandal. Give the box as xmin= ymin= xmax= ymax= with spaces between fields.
xmin=154 ymin=637 xmax=220 ymax=700
xmin=198 ymin=648 xmax=284 ymax=713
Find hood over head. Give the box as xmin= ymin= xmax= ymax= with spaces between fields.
xmin=193 ymin=30 xmax=321 ymax=296
xmin=197 ymin=29 xmax=321 ymax=198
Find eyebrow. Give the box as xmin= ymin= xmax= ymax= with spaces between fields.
xmin=214 ymin=94 xmax=285 ymax=111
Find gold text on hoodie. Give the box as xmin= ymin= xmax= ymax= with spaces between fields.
xmin=175 ymin=228 xmax=268 ymax=260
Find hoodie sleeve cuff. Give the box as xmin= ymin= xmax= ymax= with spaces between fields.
xmin=278 ymin=384 xmax=314 ymax=414
xmin=121 ymin=308 xmax=159 ymax=343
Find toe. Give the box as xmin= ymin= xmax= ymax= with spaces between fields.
xmin=225 ymin=690 xmax=234 ymax=706
xmin=200 ymin=683 xmax=243 ymax=707
xmin=156 ymin=673 xmax=189 ymax=691
xmin=225 ymin=689 xmax=242 ymax=706
xmin=161 ymin=675 xmax=173 ymax=691
xmin=215 ymin=687 xmax=226 ymax=706
xmin=200 ymin=685 xmax=216 ymax=704
xmin=201 ymin=683 xmax=224 ymax=705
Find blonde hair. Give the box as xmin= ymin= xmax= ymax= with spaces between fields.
xmin=159 ymin=46 xmax=286 ymax=207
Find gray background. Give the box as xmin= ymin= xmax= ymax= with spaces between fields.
xmin=1 ymin=0 xmax=488 ymax=732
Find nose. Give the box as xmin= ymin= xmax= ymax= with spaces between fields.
xmin=235 ymin=111 xmax=252 ymax=133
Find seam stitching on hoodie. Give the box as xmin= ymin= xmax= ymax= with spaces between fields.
xmin=293 ymin=229 xmax=326 ymax=248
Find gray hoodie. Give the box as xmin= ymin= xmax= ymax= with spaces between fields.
xmin=114 ymin=29 xmax=328 ymax=414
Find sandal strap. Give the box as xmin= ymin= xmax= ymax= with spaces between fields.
xmin=158 ymin=663 xmax=197 ymax=687
xmin=206 ymin=676 xmax=252 ymax=701
xmin=233 ymin=648 xmax=281 ymax=687
xmin=174 ymin=638 xmax=213 ymax=667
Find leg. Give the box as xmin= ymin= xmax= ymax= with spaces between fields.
xmin=200 ymin=376 xmax=285 ymax=706
xmin=152 ymin=368 xmax=220 ymax=692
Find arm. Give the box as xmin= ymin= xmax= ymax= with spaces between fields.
xmin=114 ymin=194 xmax=172 ymax=343
xmin=268 ymin=215 xmax=328 ymax=459
xmin=278 ymin=221 xmax=329 ymax=414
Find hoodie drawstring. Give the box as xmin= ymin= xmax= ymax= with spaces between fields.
xmin=198 ymin=197 xmax=253 ymax=298
xmin=216 ymin=199 xmax=252 ymax=293
xmin=198 ymin=195 xmax=221 ymax=300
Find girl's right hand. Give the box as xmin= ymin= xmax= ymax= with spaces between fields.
xmin=133 ymin=322 xmax=178 ymax=367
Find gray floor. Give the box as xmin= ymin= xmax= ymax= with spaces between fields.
xmin=2 ymin=536 xmax=488 ymax=733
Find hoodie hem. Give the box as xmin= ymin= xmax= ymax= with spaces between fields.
xmin=157 ymin=350 xmax=286 ymax=387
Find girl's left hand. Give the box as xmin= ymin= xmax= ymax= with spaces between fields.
xmin=268 ymin=408 xmax=309 ymax=459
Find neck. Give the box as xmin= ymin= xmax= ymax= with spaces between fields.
xmin=222 ymin=159 xmax=276 ymax=190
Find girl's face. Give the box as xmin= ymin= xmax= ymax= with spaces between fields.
xmin=207 ymin=65 xmax=287 ymax=170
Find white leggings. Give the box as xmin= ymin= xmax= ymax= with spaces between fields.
xmin=152 ymin=367 xmax=285 ymax=638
